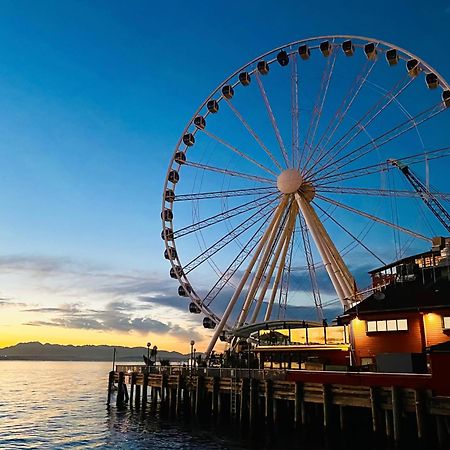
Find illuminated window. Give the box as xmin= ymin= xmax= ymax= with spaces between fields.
xmin=387 ymin=320 xmax=397 ymax=331
xmin=443 ymin=317 xmax=450 ymax=330
xmin=366 ymin=319 xmax=408 ymax=332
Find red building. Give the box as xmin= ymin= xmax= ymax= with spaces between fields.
xmin=339 ymin=242 xmax=450 ymax=371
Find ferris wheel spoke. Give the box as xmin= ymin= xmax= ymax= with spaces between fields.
xmin=183 ymin=200 xmax=278 ymax=274
xmin=310 ymin=102 xmax=446 ymax=182
xmin=199 ymin=128 xmax=277 ymax=177
xmin=315 ymin=185 xmax=450 ymax=200
xmin=255 ymin=72 xmax=290 ymax=168
xmin=202 ymin=212 xmax=273 ymax=308
xmin=173 ymin=192 xmax=279 ymax=238
xmin=316 ymin=193 xmax=431 ymax=242
xmin=173 ymin=186 xmax=277 ymax=202
xmin=298 ymin=212 xmax=324 ymax=320
xmin=291 ymin=52 xmax=300 ymax=167
xmin=304 ymin=74 xmax=415 ymax=178
xmin=313 ymin=201 xmax=386 ymax=265
xmin=313 ymin=146 xmax=450 ymax=186
xmin=299 ymin=50 xmax=338 ymax=169
xmin=184 ymin=160 xmax=275 ymax=184
xmin=303 ymin=58 xmax=378 ymax=173
xmin=224 ymin=99 xmax=284 ymax=172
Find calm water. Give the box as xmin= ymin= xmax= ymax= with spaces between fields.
xmin=0 ymin=361 xmax=431 ymax=449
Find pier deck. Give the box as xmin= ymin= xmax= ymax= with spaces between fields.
xmin=107 ymin=365 xmax=450 ymax=447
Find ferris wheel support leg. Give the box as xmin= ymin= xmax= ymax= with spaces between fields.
xmin=236 ymin=196 xmax=289 ymax=327
xmin=308 ymin=201 xmax=356 ymax=300
xmin=204 ymin=196 xmax=288 ymax=358
xmin=263 ymin=232 xmax=291 ymax=322
xmin=251 ymin=203 xmax=298 ymax=324
xmin=295 ymin=193 xmax=349 ymax=308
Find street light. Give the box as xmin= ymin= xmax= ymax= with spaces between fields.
xmin=190 ymin=340 xmax=195 ymax=372
xmin=193 ymin=348 xmax=196 ymax=369
xmin=146 ymin=342 xmax=151 ymax=370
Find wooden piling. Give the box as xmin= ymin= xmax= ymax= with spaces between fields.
xmin=436 ymin=415 xmax=445 ymax=449
xmin=107 ymin=370 xmax=114 ymax=406
xmin=385 ymin=409 xmax=392 ymax=438
xmin=240 ymin=378 xmax=249 ymax=423
xmin=195 ymin=376 xmax=203 ymax=415
xmin=116 ymin=371 xmax=125 ymax=408
xmin=323 ymin=384 xmax=331 ymax=428
xmin=339 ymin=406 xmax=345 ymax=431
xmin=392 ymin=386 xmax=401 ymax=441
xmin=294 ymin=381 xmax=304 ymax=425
xmin=130 ymin=373 xmax=136 ymax=408
xmin=135 ymin=384 xmax=141 ymax=409
xmin=142 ymin=373 xmax=148 ymax=410
xmin=249 ymin=378 xmax=258 ymax=423
xmin=265 ymin=379 xmax=273 ymax=423
xmin=369 ymin=386 xmax=378 ymax=432
xmin=414 ymin=388 xmax=424 ymax=439
xmin=212 ymin=377 xmax=219 ymax=416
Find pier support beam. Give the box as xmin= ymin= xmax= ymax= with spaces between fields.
xmin=370 ymin=386 xmax=378 ymax=432
xmin=294 ymin=382 xmax=304 ymax=425
xmin=323 ymin=384 xmax=331 ymax=428
xmin=142 ymin=373 xmax=148 ymax=410
xmin=130 ymin=373 xmax=136 ymax=408
xmin=392 ymin=386 xmax=401 ymax=441
xmin=107 ymin=371 xmax=114 ymax=406
xmin=117 ymin=372 xmax=125 ymax=409
xmin=135 ymin=384 xmax=141 ymax=409
xmin=414 ymin=389 xmax=425 ymax=439
xmin=264 ymin=380 xmax=273 ymax=423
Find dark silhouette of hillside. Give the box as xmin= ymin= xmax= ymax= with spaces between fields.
xmin=0 ymin=342 xmax=188 ymax=361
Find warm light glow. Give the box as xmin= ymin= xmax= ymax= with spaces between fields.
xmin=424 ymin=312 xmax=440 ymax=322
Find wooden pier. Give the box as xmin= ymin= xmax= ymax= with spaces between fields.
xmin=108 ymin=365 xmax=450 ymax=448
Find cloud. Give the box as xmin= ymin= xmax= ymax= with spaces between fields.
xmin=23 ymin=299 xmax=202 ymax=341
xmin=0 ymin=297 xmax=27 ymax=308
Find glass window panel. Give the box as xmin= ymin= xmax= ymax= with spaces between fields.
xmin=367 ymin=321 xmax=377 ymax=332
xmin=290 ymin=328 xmax=307 ymax=345
xmin=308 ymin=327 xmax=325 ymax=344
xmin=387 ymin=320 xmax=397 ymax=331
xmin=326 ymin=326 xmax=346 ymax=344
xmin=377 ymin=320 xmax=387 ymax=332
xmin=443 ymin=317 xmax=450 ymax=329
xmin=397 ymin=319 xmax=408 ymax=331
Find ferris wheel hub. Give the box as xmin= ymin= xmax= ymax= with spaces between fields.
xmin=277 ymin=169 xmax=304 ymax=194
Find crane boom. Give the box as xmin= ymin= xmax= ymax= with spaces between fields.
xmin=389 ymin=159 xmax=450 ymax=233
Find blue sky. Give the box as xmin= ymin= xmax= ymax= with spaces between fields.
xmin=0 ymin=0 xmax=449 ymax=349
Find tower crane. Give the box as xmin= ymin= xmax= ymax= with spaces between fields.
xmin=388 ymin=159 xmax=450 ymax=233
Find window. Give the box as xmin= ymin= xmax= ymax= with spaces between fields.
xmin=443 ymin=317 xmax=450 ymax=330
xmin=366 ymin=319 xmax=408 ymax=332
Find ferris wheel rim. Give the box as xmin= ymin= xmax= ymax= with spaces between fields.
xmin=161 ymin=34 xmax=450 ymax=330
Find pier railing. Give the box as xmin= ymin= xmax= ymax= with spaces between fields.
xmin=115 ymin=364 xmax=287 ymax=380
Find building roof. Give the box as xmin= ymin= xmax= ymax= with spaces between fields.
xmin=339 ymin=278 xmax=450 ymax=321
xmin=427 ymin=340 xmax=450 ymax=353
xmin=368 ymin=250 xmax=433 ymax=274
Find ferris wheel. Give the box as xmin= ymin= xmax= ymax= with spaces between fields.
xmin=161 ymin=35 xmax=450 ymax=356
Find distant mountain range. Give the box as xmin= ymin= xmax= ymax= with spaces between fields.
xmin=0 ymin=342 xmax=189 ymax=362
